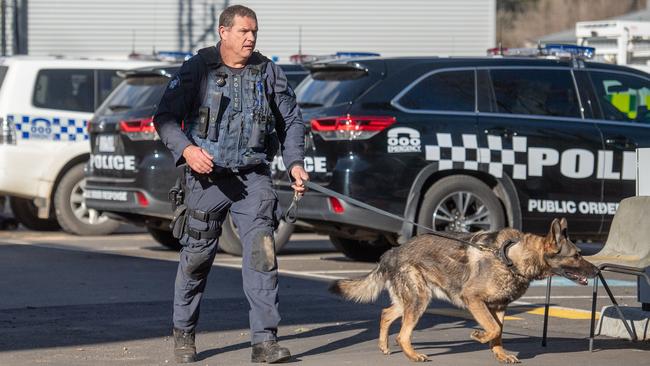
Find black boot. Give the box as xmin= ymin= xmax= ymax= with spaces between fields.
xmin=173 ymin=328 xmax=197 ymax=363
xmin=251 ymin=340 xmax=291 ymax=363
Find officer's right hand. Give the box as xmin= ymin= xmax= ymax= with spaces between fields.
xmin=182 ymin=145 xmax=213 ymax=174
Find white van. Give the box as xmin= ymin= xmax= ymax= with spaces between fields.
xmin=0 ymin=56 xmax=165 ymax=235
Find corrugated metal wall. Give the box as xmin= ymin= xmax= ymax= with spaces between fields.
xmin=27 ymin=0 xmax=495 ymax=61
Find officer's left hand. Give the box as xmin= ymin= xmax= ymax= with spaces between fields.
xmin=290 ymin=165 xmax=309 ymax=196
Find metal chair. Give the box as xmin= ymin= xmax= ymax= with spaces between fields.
xmin=541 ymin=196 xmax=650 ymax=350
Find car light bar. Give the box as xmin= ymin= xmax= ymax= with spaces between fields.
xmin=310 ymin=115 xmax=396 ymax=141
xmin=487 ymin=44 xmax=595 ymax=60
xmin=119 ymin=117 xmax=159 ymax=141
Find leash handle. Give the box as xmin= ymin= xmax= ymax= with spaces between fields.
xmin=284 ymin=191 xmax=301 ymax=224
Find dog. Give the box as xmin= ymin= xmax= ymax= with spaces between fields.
xmin=329 ymin=218 xmax=598 ymax=363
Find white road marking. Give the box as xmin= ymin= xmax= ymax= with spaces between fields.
xmin=521 ymin=295 xmax=636 ymax=300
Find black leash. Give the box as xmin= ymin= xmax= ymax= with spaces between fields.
xmin=300 ymin=180 xmax=502 ymax=255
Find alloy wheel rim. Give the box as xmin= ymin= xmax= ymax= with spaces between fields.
xmin=432 ymin=191 xmax=492 ymax=232
xmin=70 ymin=179 xmax=110 ymax=225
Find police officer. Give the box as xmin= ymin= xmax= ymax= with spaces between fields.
xmin=153 ymin=5 xmax=308 ymax=364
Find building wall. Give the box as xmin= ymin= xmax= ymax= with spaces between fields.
xmin=27 ymin=0 xmax=495 ymax=61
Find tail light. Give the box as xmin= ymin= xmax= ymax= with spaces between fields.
xmin=0 ymin=116 xmax=17 ymax=145
xmin=329 ymin=197 xmax=345 ymax=214
xmin=119 ymin=117 xmax=159 ymax=141
xmin=310 ymin=115 xmax=396 ymax=141
xmin=135 ymin=191 xmax=149 ymax=207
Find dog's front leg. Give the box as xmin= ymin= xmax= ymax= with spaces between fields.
xmin=466 ymin=300 xmax=502 ymax=344
xmin=489 ymin=308 xmax=520 ymax=364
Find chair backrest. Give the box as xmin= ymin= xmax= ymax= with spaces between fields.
xmin=597 ymin=196 xmax=650 ymax=266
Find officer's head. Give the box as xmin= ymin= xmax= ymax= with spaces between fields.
xmin=219 ymin=5 xmax=258 ymax=62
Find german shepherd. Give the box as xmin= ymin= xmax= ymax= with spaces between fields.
xmin=330 ymin=218 xmax=598 ymax=363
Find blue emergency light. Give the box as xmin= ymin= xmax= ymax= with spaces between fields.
xmin=542 ymin=44 xmax=595 ymax=59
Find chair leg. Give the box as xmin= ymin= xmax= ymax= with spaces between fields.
xmin=598 ymin=272 xmax=638 ymax=342
xmin=589 ymin=275 xmax=599 ymax=352
xmin=542 ymin=276 xmax=552 ymax=347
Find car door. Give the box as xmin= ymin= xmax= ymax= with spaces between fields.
xmin=477 ymin=67 xmax=604 ymax=236
xmin=585 ymin=68 xmax=650 ymax=234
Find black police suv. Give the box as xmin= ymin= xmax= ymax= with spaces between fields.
xmin=84 ymin=64 xmax=308 ymax=253
xmin=272 ymin=49 xmax=650 ymax=261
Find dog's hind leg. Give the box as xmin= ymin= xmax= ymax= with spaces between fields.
xmin=397 ymin=302 xmax=429 ymax=362
xmin=466 ymin=299 xmax=502 ymax=344
xmin=489 ymin=309 xmax=520 ymax=364
xmin=378 ymin=304 xmax=402 ymax=355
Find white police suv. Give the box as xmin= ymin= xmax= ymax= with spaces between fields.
xmin=0 ymin=56 xmax=164 ymax=235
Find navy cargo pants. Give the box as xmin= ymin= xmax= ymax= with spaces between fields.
xmin=173 ymin=165 xmax=281 ymax=345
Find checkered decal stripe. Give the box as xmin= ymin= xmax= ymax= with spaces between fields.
xmin=425 ymin=133 xmax=528 ymax=179
xmin=11 ymin=116 xmax=89 ymax=141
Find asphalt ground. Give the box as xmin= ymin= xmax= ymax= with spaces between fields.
xmin=0 ymin=230 xmax=647 ymax=365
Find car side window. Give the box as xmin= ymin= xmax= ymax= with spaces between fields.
xmin=96 ymin=70 xmax=123 ymax=108
xmin=488 ymin=68 xmax=580 ymax=118
xmin=397 ymin=69 xmax=475 ymax=112
xmin=33 ymin=69 xmax=95 ymax=112
xmin=589 ymin=71 xmax=650 ymax=124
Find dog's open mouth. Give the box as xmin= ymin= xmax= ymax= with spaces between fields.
xmin=563 ymin=271 xmax=589 ymax=286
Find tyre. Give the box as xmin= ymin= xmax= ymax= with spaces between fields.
xmin=329 ymin=235 xmax=392 ymax=262
xmin=9 ymin=196 xmax=60 ymax=231
xmin=218 ymin=212 xmax=295 ymax=256
xmin=417 ymin=175 xmax=505 ymax=234
xmin=53 ymin=163 xmax=121 ymax=236
xmin=147 ymin=227 xmax=182 ymax=251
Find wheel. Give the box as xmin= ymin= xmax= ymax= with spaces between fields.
xmin=417 ymin=175 xmax=505 ymax=234
xmin=53 ymin=163 xmax=121 ymax=236
xmin=218 ymin=212 xmax=295 ymax=256
xmin=329 ymin=235 xmax=392 ymax=262
xmin=147 ymin=227 xmax=182 ymax=251
xmin=9 ymin=196 xmax=60 ymax=231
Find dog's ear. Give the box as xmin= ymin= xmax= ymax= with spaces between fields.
xmin=546 ymin=218 xmax=568 ymax=252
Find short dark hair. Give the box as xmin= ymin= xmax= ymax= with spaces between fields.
xmin=219 ymin=5 xmax=257 ymax=28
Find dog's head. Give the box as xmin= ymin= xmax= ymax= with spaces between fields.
xmin=542 ymin=218 xmax=598 ymax=285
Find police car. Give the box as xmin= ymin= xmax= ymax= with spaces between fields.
xmin=84 ymin=63 xmax=308 ymax=252
xmin=275 ymin=45 xmax=650 ymax=261
xmin=0 ymin=56 xmax=166 ymax=234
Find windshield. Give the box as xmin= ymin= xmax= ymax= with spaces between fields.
xmin=95 ymin=75 xmax=169 ymax=117
xmin=296 ymin=68 xmax=375 ymax=108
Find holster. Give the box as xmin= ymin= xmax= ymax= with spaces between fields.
xmin=170 ymin=204 xmax=188 ymax=239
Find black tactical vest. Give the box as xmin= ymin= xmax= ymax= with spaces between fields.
xmin=186 ymin=46 xmax=275 ymax=170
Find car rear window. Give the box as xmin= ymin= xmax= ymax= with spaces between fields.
xmin=33 ymin=69 xmax=95 ymax=112
xmin=397 ymin=70 xmax=475 ymax=112
xmin=296 ymin=68 xmax=376 ymax=108
xmin=95 ymin=75 xmax=168 ymax=117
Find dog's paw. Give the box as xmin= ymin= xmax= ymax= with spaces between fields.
xmin=378 ymin=341 xmax=390 ymax=355
xmin=406 ymin=352 xmax=429 ymax=362
xmin=495 ymin=351 xmax=520 ymax=364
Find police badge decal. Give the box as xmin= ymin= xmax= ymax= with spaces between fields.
xmin=168 ymin=75 xmax=181 ymax=90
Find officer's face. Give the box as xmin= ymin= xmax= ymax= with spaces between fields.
xmin=220 ymin=15 xmax=258 ymax=61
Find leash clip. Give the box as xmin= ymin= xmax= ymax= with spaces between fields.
xmin=285 ymin=191 xmax=301 ymax=224
xmin=498 ymin=238 xmax=520 ymax=267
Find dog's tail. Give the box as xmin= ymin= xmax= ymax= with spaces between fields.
xmin=328 ymin=265 xmax=386 ymax=303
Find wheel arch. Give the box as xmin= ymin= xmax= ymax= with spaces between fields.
xmin=49 ymin=154 xmax=89 ymax=207
xmin=398 ymin=164 xmax=521 ymax=244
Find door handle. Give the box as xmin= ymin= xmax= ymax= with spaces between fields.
xmin=484 ymin=127 xmax=517 ymax=138
xmin=605 ymin=137 xmax=637 ymax=149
